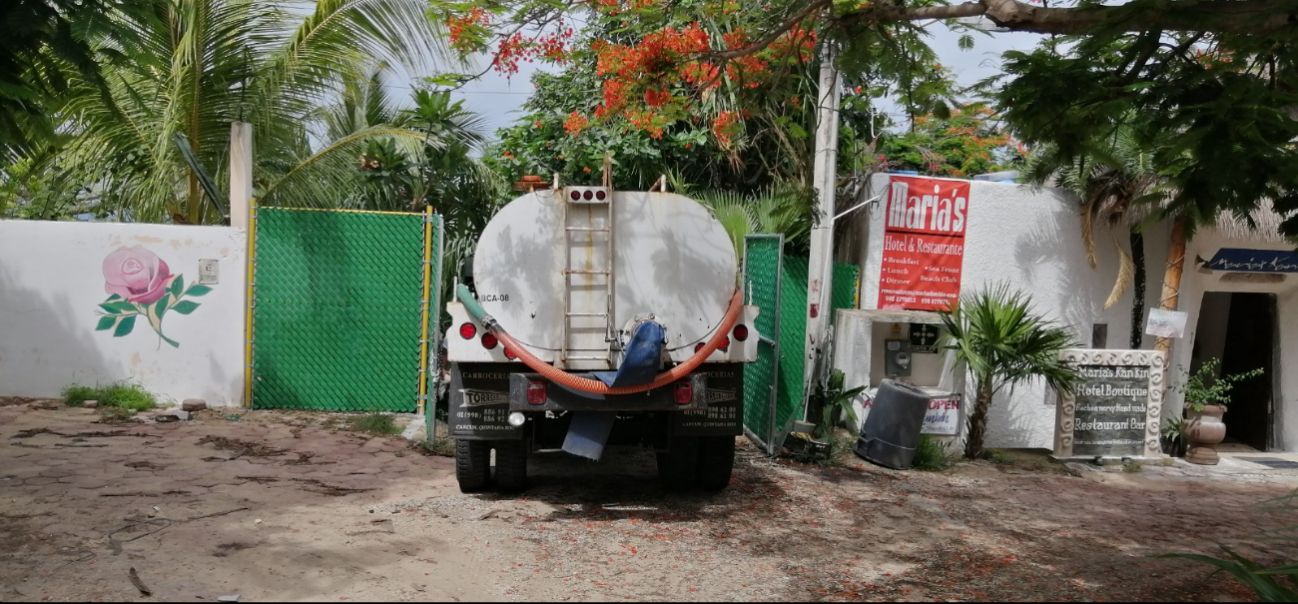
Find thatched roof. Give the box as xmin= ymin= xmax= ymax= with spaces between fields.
xmin=1211 ymin=204 xmax=1294 ymax=244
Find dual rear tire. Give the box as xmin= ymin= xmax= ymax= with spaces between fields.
xmin=657 ymin=436 xmax=736 ymax=492
xmin=455 ymin=439 xmax=528 ymax=493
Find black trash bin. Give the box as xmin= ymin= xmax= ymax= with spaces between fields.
xmin=854 ymin=380 xmax=932 ymax=470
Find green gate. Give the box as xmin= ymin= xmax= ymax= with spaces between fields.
xmin=248 ymin=207 xmax=441 ymax=412
xmin=743 ymin=235 xmax=860 ymax=454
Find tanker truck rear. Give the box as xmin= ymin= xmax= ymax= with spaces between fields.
xmin=445 ymin=185 xmax=759 ymax=493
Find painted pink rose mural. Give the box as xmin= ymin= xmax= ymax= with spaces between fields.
xmin=96 ymin=246 xmax=212 ymax=347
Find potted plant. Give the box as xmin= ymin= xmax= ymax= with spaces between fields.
xmin=1176 ymin=358 xmax=1264 ymax=465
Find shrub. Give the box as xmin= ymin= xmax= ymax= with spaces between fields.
xmin=912 ymin=435 xmax=952 ymax=472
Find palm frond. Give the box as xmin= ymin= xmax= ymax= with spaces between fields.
xmin=1103 ymin=231 xmax=1135 ymax=310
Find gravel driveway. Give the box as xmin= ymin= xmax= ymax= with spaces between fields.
xmin=2 ymin=402 xmax=1296 ymax=602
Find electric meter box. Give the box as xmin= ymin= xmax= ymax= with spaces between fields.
xmin=884 ymin=339 xmax=912 ymax=377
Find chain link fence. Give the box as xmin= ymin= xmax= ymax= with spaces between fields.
xmin=249 ymin=208 xmax=435 ymax=412
xmin=743 ymin=235 xmax=860 ymax=453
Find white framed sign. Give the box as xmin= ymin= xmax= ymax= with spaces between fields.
xmin=1054 ymin=349 xmax=1165 ymax=459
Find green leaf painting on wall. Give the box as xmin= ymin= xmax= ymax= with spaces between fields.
xmin=95 ymin=246 xmax=214 ymax=348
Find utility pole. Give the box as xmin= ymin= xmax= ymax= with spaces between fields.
xmin=803 ymin=41 xmax=841 ymax=417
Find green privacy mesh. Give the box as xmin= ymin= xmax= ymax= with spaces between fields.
xmin=251 ymin=208 xmax=429 ymax=412
xmin=743 ymin=235 xmax=860 ymax=450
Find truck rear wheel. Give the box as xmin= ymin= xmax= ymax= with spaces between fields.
xmin=657 ymin=438 xmax=699 ymax=491
xmin=696 ymin=436 xmax=736 ymax=491
xmin=494 ymin=440 xmax=528 ymax=492
xmin=455 ymin=439 xmax=490 ymax=493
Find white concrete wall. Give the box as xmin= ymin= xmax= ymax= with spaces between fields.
xmin=1167 ymin=229 xmax=1298 ymax=450
xmin=838 ymin=174 xmax=1169 ymax=449
xmin=0 ymin=220 xmax=246 ymax=405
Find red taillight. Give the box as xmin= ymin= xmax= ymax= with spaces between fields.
xmin=733 ymin=324 xmax=749 ymax=342
xmin=504 ymin=346 xmax=517 ymax=360
xmin=570 ymin=190 xmax=581 ymax=201
xmin=719 ymin=336 xmax=730 ymax=351
xmin=595 ymin=190 xmax=607 ymax=200
xmin=674 ymin=382 xmax=693 ymax=405
xmin=695 ymin=342 xmax=706 ymax=354
xmin=527 ymin=381 xmax=547 ymax=405
xmin=459 ymin=323 xmax=477 ymax=339
xmin=583 ymin=190 xmax=594 ymax=200
xmin=481 ymin=333 xmax=498 ymax=349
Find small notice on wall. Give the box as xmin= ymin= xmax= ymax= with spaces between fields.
xmin=1055 ymin=349 xmax=1164 ymax=459
xmin=1145 ymin=309 xmax=1188 ymax=339
xmin=876 ymin=176 xmax=970 ymax=312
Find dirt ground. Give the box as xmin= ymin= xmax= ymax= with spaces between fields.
xmin=2 ymin=402 xmax=1297 ymax=602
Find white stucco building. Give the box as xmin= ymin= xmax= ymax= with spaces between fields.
xmin=833 ymin=173 xmax=1296 ymax=453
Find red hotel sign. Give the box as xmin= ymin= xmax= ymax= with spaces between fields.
xmin=877 ymin=176 xmax=969 ymax=311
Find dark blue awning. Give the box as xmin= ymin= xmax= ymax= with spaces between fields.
xmin=1206 ymin=248 xmax=1298 ymax=273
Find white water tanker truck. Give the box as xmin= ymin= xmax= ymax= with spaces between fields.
xmin=445 ymin=185 xmax=760 ymax=493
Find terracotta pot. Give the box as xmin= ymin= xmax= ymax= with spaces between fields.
xmin=521 ymin=175 xmax=543 ymax=183
xmin=1185 ymin=404 xmax=1227 ymax=465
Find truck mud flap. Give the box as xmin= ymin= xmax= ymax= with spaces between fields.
xmin=448 ymin=363 xmax=524 ymax=440
xmin=673 ymin=365 xmax=744 ymax=437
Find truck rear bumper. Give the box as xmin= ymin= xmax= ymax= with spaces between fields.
xmin=507 ymin=373 xmax=707 ymax=412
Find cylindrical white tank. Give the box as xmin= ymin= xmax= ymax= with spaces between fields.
xmin=472 ymin=189 xmax=738 ymax=369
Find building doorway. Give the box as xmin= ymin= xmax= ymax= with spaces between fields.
xmin=1190 ymin=292 xmax=1277 ymax=451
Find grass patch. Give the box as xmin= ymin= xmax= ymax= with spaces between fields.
xmin=1122 ymin=461 xmax=1144 ymax=473
xmin=62 ymin=383 xmax=157 ymax=412
xmin=62 ymin=385 xmax=99 ymax=407
xmin=912 ymin=435 xmax=953 ymax=472
xmin=352 ymin=413 xmax=401 ymax=436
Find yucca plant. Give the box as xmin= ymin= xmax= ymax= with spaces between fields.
xmin=939 ymin=284 xmax=1080 ymax=459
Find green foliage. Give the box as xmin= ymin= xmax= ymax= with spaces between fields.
xmin=352 ymin=413 xmax=401 ymax=436
xmin=62 ymin=382 xmax=157 ymax=411
xmin=1162 ymin=546 xmax=1298 ymax=602
xmin=912 ymin=435 xmax=952 ymax=472
xmin=1162 ymin=415 xmax=1188 ymax=457
xmin=694 ymin=186 xmax=818 ymax=256
xmin=62 ymin=385 xmax=99 ymax=407
xmin=807 ymin=369 xmax=864 ymax=440
xmin=13 ymin=0 xmax=458 ymax=224
xmin=1177 ymin=358 xmax=1266 ymax=412
xmin=994 ymin=33 xmax=1298 ymax=240
xmin=485 ymin=65 xmax=827 ymax=192
xmin=876 ymin=104 xmax=1023 ymax=178
xmin=0 ymin=0 xmax=129 ymax=157
xmin=940 ymin=284 xmax=1080 ymax=459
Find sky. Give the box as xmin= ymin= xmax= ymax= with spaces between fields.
xmin=388 ymin=23 xmax=1048 ymax=144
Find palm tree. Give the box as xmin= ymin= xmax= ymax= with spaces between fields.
xmin=35 ymin=0 xmax=458 ymax=224
xmin=939 ymin=284 xmax=1080 ymax=460
xmin=1022 ymin=125 xmax=1163 ymax=348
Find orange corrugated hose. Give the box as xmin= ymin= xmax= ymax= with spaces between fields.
xmin=491 ymin=289 xmax=744 ymax=395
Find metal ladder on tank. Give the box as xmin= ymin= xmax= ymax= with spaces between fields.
xmin=559 ymin=189 xmax=616 ymax=369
